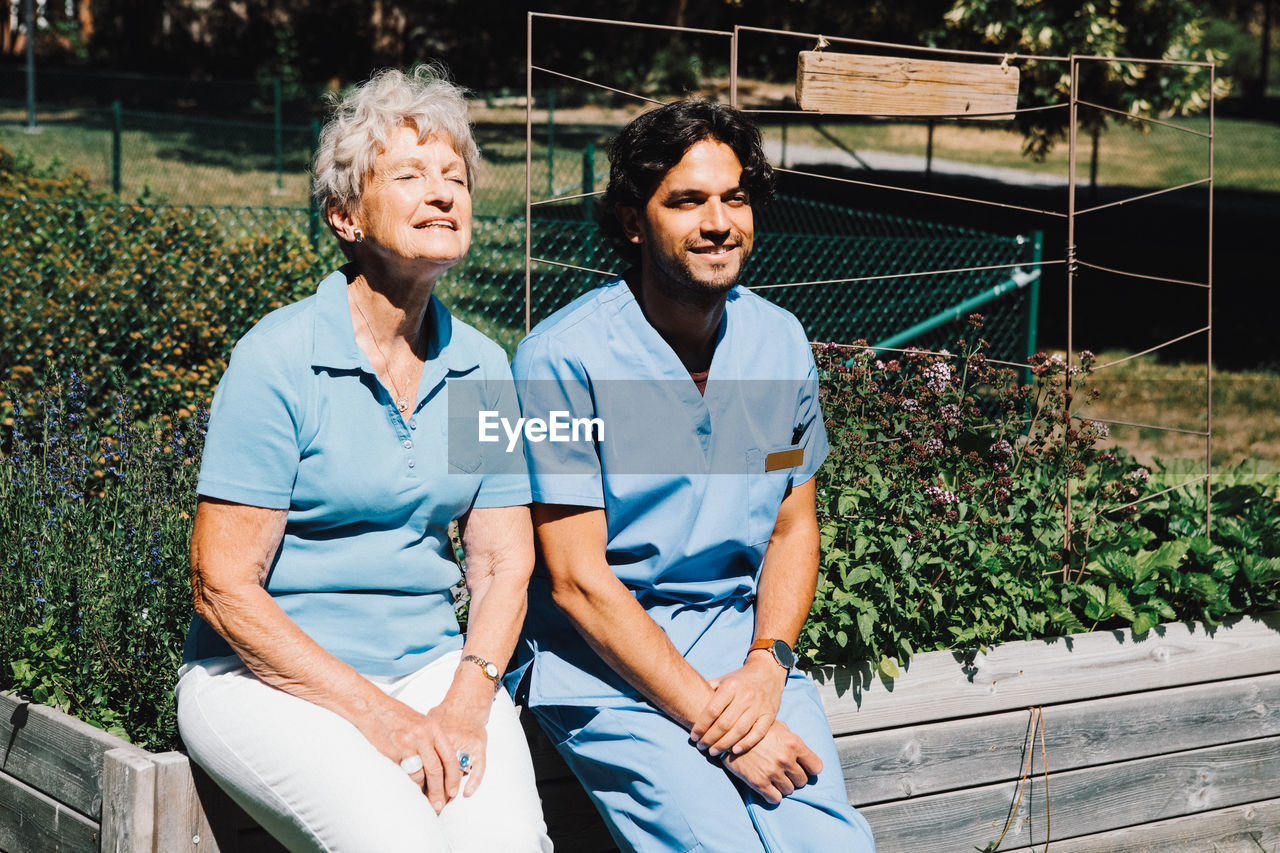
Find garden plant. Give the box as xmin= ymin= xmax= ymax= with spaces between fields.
xmin=1 ymin=147 xmax=1277 ymax=752
xmin=805 ymin=317 xmax=1280 ymax=680
xmin=2 ymin=317 xmax=1278 ymax=751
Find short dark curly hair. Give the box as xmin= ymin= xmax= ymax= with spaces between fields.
xmin=599 ymin=99 xmax=775 ymax=265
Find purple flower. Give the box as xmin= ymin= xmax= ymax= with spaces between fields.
xmin=1082 ymin=419 xmax=1110 ymax=438
xmin=990 ymin=439 xmax=1014 ymax=457
xmin=925 ymin=437 xmax=944 ymax=456
xmin=924 ymin=485 xmax=959 ymax=506
xmin=923 ymin=363 xmax=951 ymax=394
xmin=940 ymin=404 xmax=961 ymax=426
xmin=901 ymin=398 xmax=921 ymax=414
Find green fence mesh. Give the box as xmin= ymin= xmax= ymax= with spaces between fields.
xmin=2 ymin=190 xmax=1036 ymax=429
xmin=529 ymin=195 xmax=1040 ymax=362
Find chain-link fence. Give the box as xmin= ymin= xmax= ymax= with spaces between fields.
xmin=0 ymin=90 xmax=595 ymax=215
xmin=529 ymin=195 xmax=1041 ymax=363
xmin=1 ymin=187 xmax=1035 ymax=434
xmin=10 ymin=82 xmax=1205 ymax=427
xmin=0 ymin=193 xmax=537 ymax=425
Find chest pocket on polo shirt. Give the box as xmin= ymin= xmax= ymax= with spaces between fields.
xmin=745 ymin=445 xmax=804 ymax=546
xmin=447 ymin=446 xmax=482 ymax=475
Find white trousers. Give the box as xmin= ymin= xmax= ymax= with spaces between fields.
xmin=176 ymin=650 xmax=553 ymax=853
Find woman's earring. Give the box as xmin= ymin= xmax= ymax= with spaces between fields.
xmin=353 ymin=229 xmax=364 ymax=243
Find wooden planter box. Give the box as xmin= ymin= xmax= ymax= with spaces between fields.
xmin=3 ymin=611 xmax=1279 ymax=852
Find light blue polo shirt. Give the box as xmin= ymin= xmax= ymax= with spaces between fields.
xmin=510 ymin=276 xmax=828 ymax=708
xmin=186 ymin=267 xmax=529 ymax=677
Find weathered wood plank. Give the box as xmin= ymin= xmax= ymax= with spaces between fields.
xmin=816 ymin=610 xmax=1280 ymax=735
xmin=100 ymin=747 xmax=155 ymax=853
xmin=840 ymin=672 xmax=1280 ymax=805
xmin=183 ymin=755 xmax=288 ymax=853
xmin=1004 ymin=795 xmax=1280 ymax=852
xmin=150 ymin=751 xmax=222 ymax=853
xmin=0 ymin=690 xmax=132 ymax=819
xmin=0 ymin=768 xmax=99 ymax=852
xmin=859 ymin=735 xmax=1280 ymax=852
xmin=796 ymin=50 xmax=1019 ymax=118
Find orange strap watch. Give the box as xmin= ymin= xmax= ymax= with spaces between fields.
xmin=748 ymin=638 xmax=796 ymax=670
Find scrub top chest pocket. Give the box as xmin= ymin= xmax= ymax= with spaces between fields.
xmin=745 ymin=445 xmax=804 ymax=546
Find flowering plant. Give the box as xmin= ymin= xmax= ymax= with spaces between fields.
xmin=0 ymin=376 xmax=203 ymax=747
xmin=803 ymin=316 xmax=1280 ymax=679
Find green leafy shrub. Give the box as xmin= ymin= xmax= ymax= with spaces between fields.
xmin=0 ymin=323 xmax=1276 ymax=748
xmin=805 ymin=318 xmax=1280 ymax=678
xmin=0 ymin=144 xmax=342 ymax=432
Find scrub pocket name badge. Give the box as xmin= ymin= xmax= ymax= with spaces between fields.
xmin=764 ymin=423 xmax=806 ymax=472
xmin=765 ymin=448 xmax=803 ymax=472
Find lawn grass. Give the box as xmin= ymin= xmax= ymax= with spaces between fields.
xmin=1081 ymin=350 xmax=1280 ymax=469
xmin=759 ymin=115 xmax=1278 ymax=192
xmin=0 ymin=107 xmax=605 ymax=215
xmin=7 ymin=106 xmax=1275 ymax=212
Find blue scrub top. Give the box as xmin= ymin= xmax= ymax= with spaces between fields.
xmin=186 ymin=267 xmax=529 ymax=677
xmin=511 ymin=276 xmax=828 ymax=707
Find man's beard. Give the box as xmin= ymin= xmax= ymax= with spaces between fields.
xmin=645 ymin=242 xmax=753 ymax=307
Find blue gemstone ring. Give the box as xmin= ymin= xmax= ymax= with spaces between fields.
xmin=457 ymin=750 xmax=473 ymax=774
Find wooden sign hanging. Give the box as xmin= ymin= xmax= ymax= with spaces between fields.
xmin=796 ymin=51 xmax=1020 ymax=119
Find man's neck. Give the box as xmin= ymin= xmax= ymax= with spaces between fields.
xmin=628 ymin=269 xmax=727 ymax=374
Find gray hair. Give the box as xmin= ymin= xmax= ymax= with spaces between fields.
xmin=312 ymin=64 xmax=479 ymax=216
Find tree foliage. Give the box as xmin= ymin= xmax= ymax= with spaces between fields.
xmin=14 ymin=1 xmax=1232 ymax=158
xmin=926 ymin=0 xmax=1230 ymax=157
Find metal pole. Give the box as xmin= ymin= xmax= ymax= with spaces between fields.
xmin=1262 ymin=0 xmax=1273 ymax=98
xmin=780 ymin=114 xmax=788 ymax=168
xmin=308 ymin=119 xmax=322 ymax=246
xmin=546 ymin=87 xmax=555 ymax=198
xmin=1206 ymin=64 xmax=1215 ymax=535
xmin=274 ymin=77 xmax=284 ymax=194
xmin=582 ymin=143 xmax=594 ymax=221
xmin=24 ymin=0 xmax=37 ymax=133
xmin=730 ymin=26 xmax=739 ymax=108
xmin=111 ymin=101 xmax=123 ymax=197
xmin=1026 ymin=231 xmax=1043 ymax=383
xmin=1089 ymin=126 xmax=1100 ymax=203
xmin=1064 ymin=56 xmax=1079 ymax=581
xmin=526 ymin=13 xmax=535 ymax=335
xmin=925 ymin=120 xmax=935 ymax=189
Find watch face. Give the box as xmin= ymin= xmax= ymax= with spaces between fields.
xmin=772 ymin=640 xmax=797 ymax=669
xmin=483 ymin=662 xmax=499 ymax=679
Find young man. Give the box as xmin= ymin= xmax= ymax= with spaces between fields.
xmin=509 ymin=100 xmax=875 ymax=852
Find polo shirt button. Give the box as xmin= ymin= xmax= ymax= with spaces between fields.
xmin=402 ymin=440 xmax=413 ymax=449
xmin=409 ymin=419 xmax=417 ymax=429
xmin=407 ymin=458 xmax=416 ymax=468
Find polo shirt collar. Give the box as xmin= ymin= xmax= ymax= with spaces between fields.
xmin=310 ymin=267 xmax=480 ymax=375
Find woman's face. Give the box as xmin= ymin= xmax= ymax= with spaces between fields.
xmin=354 ymin=125 xmax=472 ymax=272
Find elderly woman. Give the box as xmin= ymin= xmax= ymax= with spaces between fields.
xmin=175 ymin=66 xmax=551 ymax=852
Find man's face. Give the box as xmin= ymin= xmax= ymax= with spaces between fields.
xmin=623 ymin=139 xmax=755 ymax=297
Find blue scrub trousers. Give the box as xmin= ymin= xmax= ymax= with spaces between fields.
xmin=533 ymin=672 xmax=875 ymax=853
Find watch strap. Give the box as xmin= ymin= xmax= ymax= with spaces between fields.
xmin=748 ymin=638 xmax=794 ymax=670
xmin=461 ymin=654 xmax=501 ymax=686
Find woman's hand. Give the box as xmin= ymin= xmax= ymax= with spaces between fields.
xmin=364 ymin=675 xmax=493 ymax=813
xmin=192 ymin=498 xmax=496 ymax=811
